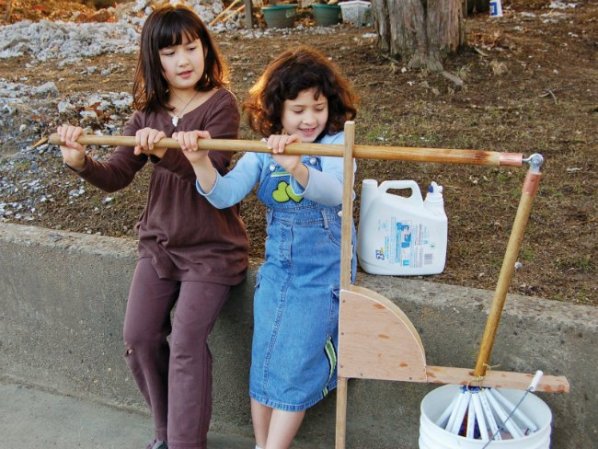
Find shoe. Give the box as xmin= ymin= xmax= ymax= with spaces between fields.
xmin=146 ymin=439 xmax=168 ymax=449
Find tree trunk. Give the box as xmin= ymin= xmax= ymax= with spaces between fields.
xmin=372 ymin=0 xmax=465 ymax=71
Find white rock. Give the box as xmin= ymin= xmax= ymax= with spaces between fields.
xmin=33 ymin=81 xmax=59 ymax=96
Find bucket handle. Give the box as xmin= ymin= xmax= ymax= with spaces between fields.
xmin=379 ymin=180 xmax=423 ymax=204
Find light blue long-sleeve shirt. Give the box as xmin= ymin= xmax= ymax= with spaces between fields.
xmin=196 ymin=131 xmax=355 ymax=208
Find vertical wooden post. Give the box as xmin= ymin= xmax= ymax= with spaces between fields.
xmin=335 ymin=377 xmax=349 ymax=449
xmin=336 ymin=121 xmax=355 ymax=449
xmin=244 ymin=0 xmax=253 ymax=28
xmin=339 ymin=121 xmax=355 ymax=290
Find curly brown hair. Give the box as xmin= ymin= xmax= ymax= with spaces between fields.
xmin=132 ymin=4 xmax=229 ymax=113
xmin=243 ymin=46 xmax=358 ymax=138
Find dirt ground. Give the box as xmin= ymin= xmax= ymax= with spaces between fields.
xmin=0 ymin=0 xmax=596 ymax=305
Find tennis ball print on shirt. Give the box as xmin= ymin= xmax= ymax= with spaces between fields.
xmin=272 ymin=181 xmax=303 ymax=203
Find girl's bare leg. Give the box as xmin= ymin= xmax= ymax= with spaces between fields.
xmin=251 ymin=398 xmax=272 ymax=448
xmin=264 ymin=408 xmax=305 ymax=449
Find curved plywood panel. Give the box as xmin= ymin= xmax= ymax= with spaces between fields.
xmin=338 ymin=285 xmax=427 ymax=382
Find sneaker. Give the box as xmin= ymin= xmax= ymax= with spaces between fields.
xmin=146 ymin=439 xmax=168 ymax=449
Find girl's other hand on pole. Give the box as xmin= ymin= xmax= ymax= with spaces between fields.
xmin=269 ymin=133 xmax=302 ymax=174
xmin=134 ymin=127 xmax=167 ymax=158
xmin=268 ymin=133 xmax=300 ymax=154
xmin=56 ymin=124 xmax=86 ymax=171
xmin=176 ymin=130 xmax=211 ymax=165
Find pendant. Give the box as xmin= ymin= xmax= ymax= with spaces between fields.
xmin=172 ymin=115 xmax=180 ymax=127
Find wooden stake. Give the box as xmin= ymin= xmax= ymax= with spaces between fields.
xmin=220 ymin=4 xmax=245 ymax=24
xmin=244 ymin=0 xmax=253 ymax=28
xmin=5 ymin=0 xmax=14 ymax=22
xmin=209 ymin=0 xmax=242 ymax=26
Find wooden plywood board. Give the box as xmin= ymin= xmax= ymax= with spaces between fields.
xmin=338 ymin=285 xmax=428 ymax=382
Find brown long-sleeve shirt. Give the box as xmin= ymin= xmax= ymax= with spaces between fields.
xmin=76 ymin=89 xmax=248 ymax=285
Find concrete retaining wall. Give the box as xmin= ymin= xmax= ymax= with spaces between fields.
xmin=1 ymin=222 xmax=596 ymax=448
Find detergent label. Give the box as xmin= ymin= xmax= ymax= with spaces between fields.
xmin=375 ymin=217 xmax=435 ymax=268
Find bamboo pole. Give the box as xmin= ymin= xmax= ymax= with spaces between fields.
xmin=47 ymin=133 xmax=523 ymax=167
xmin=473 ymin=166 xmax=543 ymax=377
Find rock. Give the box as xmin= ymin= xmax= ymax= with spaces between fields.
xmin=33 ymin=81 xmax=59 ymax=97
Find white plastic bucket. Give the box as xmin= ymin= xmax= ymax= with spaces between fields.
xmin=419 ymin=385 xmax=552 ymax=449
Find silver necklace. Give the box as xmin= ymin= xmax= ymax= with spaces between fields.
xmin=171 ymin=90 xmax=199 ymax=127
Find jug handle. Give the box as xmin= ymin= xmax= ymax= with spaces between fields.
xmin=379 ymin=180 xmax=423 ymax=203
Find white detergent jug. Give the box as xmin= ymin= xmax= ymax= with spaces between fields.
xmin=357 ymin=179 xmax=447 ymax=275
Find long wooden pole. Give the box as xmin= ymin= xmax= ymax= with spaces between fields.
xmin=47 ymin=133 xmax=523 ymax=167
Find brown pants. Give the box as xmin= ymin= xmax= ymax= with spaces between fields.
xmin=123 ymin=258 xmax=230 ymax=449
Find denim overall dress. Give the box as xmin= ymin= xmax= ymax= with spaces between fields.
xmin=249 ymin=155 xmax=356 ymax=411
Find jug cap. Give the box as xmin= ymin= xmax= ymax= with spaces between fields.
xmin=427 ymin=181 xmax=443 ymax=194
